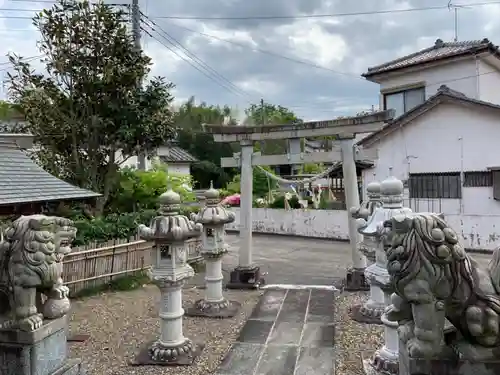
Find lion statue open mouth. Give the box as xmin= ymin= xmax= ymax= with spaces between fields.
xmin=0 ymin=215 xmax=77 ymax=331
xmin=383 ymin=212 xmax=500 ymax=359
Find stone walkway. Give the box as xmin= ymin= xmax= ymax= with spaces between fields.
xmin=215 ymin=287 xmax=336 ymax=375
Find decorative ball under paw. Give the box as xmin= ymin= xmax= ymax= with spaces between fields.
xmin=149 ymin=339 xmax=194 ymax=362
xmin=195 ymin=299 xmax=229 ymax=312
xmin=43 ymin=297 xmax=70 ymax=319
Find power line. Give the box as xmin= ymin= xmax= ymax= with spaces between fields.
xmin=0 ymin=15 xmax=33 ymax=19
xmin=141 ymin=24 xmax=255 ymax=102
xmin=141 ymin=14 xmax=257 ymax=101
xmin=149 ymin=1 xmax=500 ymax=20
xmin=6 ymin=0 xmax=500 ymax=20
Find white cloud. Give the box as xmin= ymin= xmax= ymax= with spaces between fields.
xmin=479 ymin=3 xmax=500 ymax=33
xmin=235 ymin=77 xmax=282 ymax=96
xmin=187 ymin=22 xmax=258 ymax=51
xmin=275 ymin=20 xmax=348 ymax=67
xmin=145 ymin=40 xmax=183 ymax=78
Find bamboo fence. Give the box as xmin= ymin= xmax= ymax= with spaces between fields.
xmin=63 ymin=235 xmax=202 ymax=295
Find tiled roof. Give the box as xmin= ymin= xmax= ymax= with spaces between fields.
xmin=159 ymin=146 xmax=197 ymax=163
xmin=0 ymin=140 xmax=101 ymax=206
xmin=363 ymin=38 xmax=499 ymax=77
xmin=357 ymin=85 xmax=500 ymax=147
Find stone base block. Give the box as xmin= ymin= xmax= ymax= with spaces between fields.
xmin=52 ymin=359 xmax=86 ymax=375
xmin=0 ymin=316 xmax=85 ymax=375
xmin=226 ymin=266 xmax=264 ymax=290
xmin=399 ymin=337 xmax=500 ymax=375
xmin=343 ymin=267 xmax=369 ymax=291
xmin=350 ymin=302 xmax=383 ymax=324
xmin=362 ymin=351 xmax=399 ymax=375
xmin=131 ymin=340 xmax=204 ymax=366
xmin=185 ymin=299 xmax=242 ymax=318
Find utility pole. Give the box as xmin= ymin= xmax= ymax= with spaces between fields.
xmin=132 ymin=0 xmax=147 ymax=170
xmin=260 ymin=98 xmax=266 ymax=125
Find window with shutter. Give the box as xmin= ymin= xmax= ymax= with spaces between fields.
xmin=408 ymin=172 xmax=461 ymax=199
xmin=493 ymin=171 xmax=500 ymax=200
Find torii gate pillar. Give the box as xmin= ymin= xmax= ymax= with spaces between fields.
xmin=226 ymin=140 xmax=264 ymax=289
xmin=341 ymin=137 xmax=368 ymax=291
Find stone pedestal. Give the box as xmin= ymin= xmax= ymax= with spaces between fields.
xmin=186 ymin=184 xmax=242 ymax=317
xmin=133 ymin=188 xmax=204 ymax=367
xmin=397 ymin=336 xmax=500 ymax=375
xmin=133 ymin=280 xmax=204 ymax=366
xmin=227 ymin=265 xmax=264 ymax=289
xmin=186 ymin=254 xmax=241 ymax=317
xmin=0 ymin=316 xmax=85 ymax=375
xmin=360 ymin=176 xmax=412 ymax=374
xmin=351 ymin=250 xmax=390 ymax=324
xmin=343 ymin=267 xmax=370 ymax=291
xmin=363 ymin=312 xmax=399 ymax=375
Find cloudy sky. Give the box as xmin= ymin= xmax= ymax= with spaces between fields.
xmin=0 ymin=0 xmax=499 ymax=121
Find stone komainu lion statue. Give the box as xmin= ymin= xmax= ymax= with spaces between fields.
xmin=0 ymin=215 xmax=77 ymax=331
xmin=383 ymin=212 xmax=500 ymax=359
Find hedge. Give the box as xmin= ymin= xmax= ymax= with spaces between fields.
xmin=72 ymin=206 xmax=199 ymax=247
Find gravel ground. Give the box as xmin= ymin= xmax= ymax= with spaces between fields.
xmin=68 ymin=285 xmax=262 ymax=375
xmin=335 ymin=292 xmax=384 ymax=375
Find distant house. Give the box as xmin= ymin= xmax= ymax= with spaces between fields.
xmin=358 ymin=38 xmax=500 ymax=251
xmin=157 ymin=142 xmax=198 ymax=175
xmin=117 ymin=142 xmax=197 ymax=175
xmin=0 ymin=133 xmax=100 ymax=216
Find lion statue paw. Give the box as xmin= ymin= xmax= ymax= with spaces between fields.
xmin=407 ymin=337 xmax=437 ymax=358
xmin=18 ymin=313 xmax=44 ymax=332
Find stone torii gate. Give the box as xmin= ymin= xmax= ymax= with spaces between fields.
xmin=203 ymin=109 xmax=395 ymax=289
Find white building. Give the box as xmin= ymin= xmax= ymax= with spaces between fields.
xmin=358 ymin=38 xmax=500 ymax=250
xmin=117 ymin=143 xmax=197 ymax=175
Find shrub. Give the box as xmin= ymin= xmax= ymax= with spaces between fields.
xmin=73 ymin=209 xmax=157 ymax=246
xmin=106 ymin=165 xmax=196 ymax=214
xmin=73 ymin=206 xmax=197 ymax=246
xmin=269 ymin=195 xmax=302 ymax=209
xmin=226 ymin=166 xmax=278 ymax=198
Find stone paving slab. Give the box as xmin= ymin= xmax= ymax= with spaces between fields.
xmin=215 ymin=288 xmax=336 ymax=375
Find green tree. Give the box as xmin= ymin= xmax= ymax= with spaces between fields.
xmin=244 ymin=101 xmax=303 ymax=155
xmin=226 ymin=166 xmax=277 ymax=198
xmin=106 ymin=164 xmax=195 ymax=213
xmin=7 ymin=0 xmax=175 ymax=214
xmin=174 ymin=97 xmax=237 ymax=188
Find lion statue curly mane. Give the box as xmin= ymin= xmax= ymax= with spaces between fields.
xmin=0 ymin=215 xmax=77 ymax=331
xmin=384 ymin=212 xmax=500 ymax=359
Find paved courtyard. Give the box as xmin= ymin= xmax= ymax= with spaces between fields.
xmin=217 ymin=233 xmax=493 ymax=286
xmin=215 ymin=288 xmax=335 ymax=375
xmin=208 ymin=234 xmax=494 ymax=375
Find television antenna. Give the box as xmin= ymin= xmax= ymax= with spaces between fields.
xmin=448 ymin=1 xmax=471 ymax=42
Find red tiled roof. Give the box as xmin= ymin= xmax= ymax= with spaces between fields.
xmin=363 ymin=38 xmax=499 ymax=77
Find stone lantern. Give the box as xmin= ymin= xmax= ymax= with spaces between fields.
xmin=134 ymin=188 xmax=204 ymax=366
xmin=361 ymin=176 xmax=412 ymax=375
xmin=350 ymin=181 xmax=382 ymax=267
xmin=186 ymin=183 xmax=240 ymax=318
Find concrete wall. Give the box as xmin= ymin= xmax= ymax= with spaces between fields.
xmin=225 ymin=207 xmax=498 ymax=251
xmin=225 ymin=207 xmax=349 ymax=241
xmin=167 ymin=163 xmax=191 ymax=175
xmin=479 ymin=59 xmax=500 ymax=105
